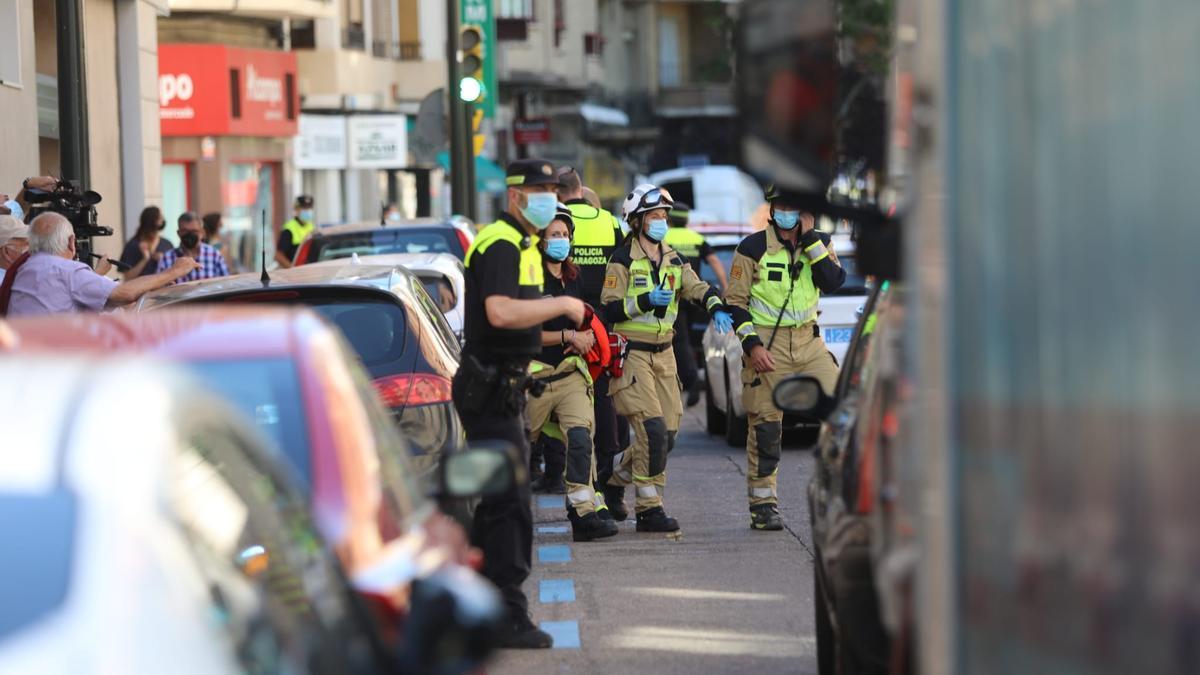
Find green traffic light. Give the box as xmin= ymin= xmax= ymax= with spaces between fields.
xmin=459 ymin=76 xmax=483 ymax=102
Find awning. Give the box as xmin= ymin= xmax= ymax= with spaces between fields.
xmin=436 ymin=152 xmax=508 ymax=194
xmin=579 ymin=103 xmax=630 ymax=127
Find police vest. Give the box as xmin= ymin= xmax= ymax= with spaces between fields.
xmin=748 ymin=247 xmax=820 ymax=327
xmin=282 ymin=218 xmax=314 ymax=245
xmin=614 ymin=250 xmax=686 ymax=338
xmin=567 ymin=203 xmax=623 ymax=304
xmin=465 ymin=220 xmax=544 ymax=293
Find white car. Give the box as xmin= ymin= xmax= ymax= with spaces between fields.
xmin=0 ymin=358 xmax=381 ymax=675
xmin=702 ymin=233 xmax=870 ymax=445
xmin=311 ymin=252 xmax=466 ymax=340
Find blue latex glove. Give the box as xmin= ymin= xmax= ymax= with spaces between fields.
xmin=648 ymin=286 xmax=675 ymax=308
xmin=712 ymin=310 xmax=734 ymax=334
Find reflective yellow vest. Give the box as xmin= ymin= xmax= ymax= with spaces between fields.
xmin=663 ymin=227 xmax=705 ymax=259
xmin=614 ymin=253 xmax=686 ymax=337
xmin=281 ymin=218 xmax=314 ymax=246
xmin=748 ymin=247 xmax=820 ymax=327
xmin=465 ymin=219 xmax=544 ymax=292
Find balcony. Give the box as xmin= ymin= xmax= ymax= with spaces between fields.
xmin=370 ymin=40 xmax=423 ymax=61
xmin=295 ymin=48 xmax=444 ymax=103
xmin=167 ymin=0 xmax=334 ymax=19
xmin=655 ymin=83 xmax=734 ymax=118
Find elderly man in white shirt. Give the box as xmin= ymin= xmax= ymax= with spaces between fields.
xmin=2 ymin=212 xmax=199 ymax=317
xmin=0 ymin=215 xmax=29 ymax=285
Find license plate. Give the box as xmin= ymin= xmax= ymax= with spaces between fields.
xmin=824 ymin=327 xmax=854 ymax=344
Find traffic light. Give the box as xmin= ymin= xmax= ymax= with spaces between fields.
xmin=459 ymin=25 xmax=485 ymax=103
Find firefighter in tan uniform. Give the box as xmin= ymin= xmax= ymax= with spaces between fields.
xmin=599 ymin=184 xmax=733 ymax=531
xmin=725 ymin=185 xmax=846 ymax=530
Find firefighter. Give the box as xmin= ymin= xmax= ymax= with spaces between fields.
xmin=600 ymin=183 xmax=733 ymax=531
xmin=526 ymin=206 xmax=620 ymax=541
xmin=453 ymin=159 xmax=586 ymax=648
xmin=725 ymin=185 xmax=845 ymax=530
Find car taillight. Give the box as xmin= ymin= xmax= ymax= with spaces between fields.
xmin=293 ymin=239 xmax=312 ymax=266
xmin=372 ymin=373 xmax=453 ymax=408
xmin=455 ymin=229 xmax=471 ymax=256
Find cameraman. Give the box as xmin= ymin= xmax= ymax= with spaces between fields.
xmin=0 ymin=213 xmax=199 ymax=317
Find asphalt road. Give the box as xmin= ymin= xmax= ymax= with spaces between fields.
xmin=490 ymin=398 xmax=819 ymax=675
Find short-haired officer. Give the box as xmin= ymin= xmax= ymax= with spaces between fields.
xmin=275 ymin=194 xmax=314 ymax=268
xmin=599 ymin=184 xmax=733 ymax=532
xmin=725 ymin=185 xmax=845 ymax=530
xmin=454 ymin=159 xmax=586 ymax=648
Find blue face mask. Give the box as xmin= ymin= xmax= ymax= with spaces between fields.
xmin=4 ymin=200 xmax=23 ymax=223
xmin=520 ymin=192 xmax=558 ymax=230
xmin=774 ymin=210 xmax=800 ymax=230
xmin=544 ymin=238 xmax=571 ymax=262
xmin=645 ymin=218 xmax=669 ymax=242
xmin=299 ymin=209 xmax=314 ymax=223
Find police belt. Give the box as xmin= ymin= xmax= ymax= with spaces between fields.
xmin=626 ymin=340 xmax=672 ymax=354
xmin=535 ymin=369 xmax=578 ymax=384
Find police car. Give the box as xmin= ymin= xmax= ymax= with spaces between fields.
xmin=701 ymin=233 xmax=868 ymax=445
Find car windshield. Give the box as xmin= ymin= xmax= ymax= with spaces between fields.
xmin=0 ymin=491 xmax=75 ymax=641
xmin=187 ymin=357 xmax=312 ymax=486
xmin=311 ymin=229 xmax=463 ymax=262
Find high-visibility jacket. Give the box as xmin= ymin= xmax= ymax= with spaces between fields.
xmin=725 ymin=226 xmax=846 ymax=351
xmin=599 ymin=238 xmax=722 ymax=343
xmin=662 ymin=226 xmax=708 ymax=274
xmin=462 ymin=215 xmax=544 ymax=358
xmin=465 ymin=219 xmax=544 ymax=291
xmin=565 ymin=200 xmax=624 ymax=307
xmin=281 ymin=218 xmax=314 ymax=247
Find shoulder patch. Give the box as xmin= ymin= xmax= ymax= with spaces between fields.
xmin=604 ymin=275 xmax=618 ymax=289
xmin=731 ymin=265 xmax=744 ymax=280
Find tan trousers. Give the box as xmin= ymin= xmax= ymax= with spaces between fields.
xmin=607 ymin=347 xmax=682 ymax=513
xmin=742 ymin=323 xmax=839 ymax=507
xmin=527 ymin=366 xmax=597 ymax=517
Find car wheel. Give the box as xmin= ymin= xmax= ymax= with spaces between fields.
xmin=814 ymin=570 xmax=836 ymax=675
xmin=705 ymin=375 xmax=726 ymax=436
xmin=724 ymin=368 xmax=748 ymax=447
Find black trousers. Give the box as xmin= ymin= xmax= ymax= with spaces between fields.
xmin=451 ymin=371 xmax=533 ymax=620
xmin=592 ymin=372 xmax=630 ymax=487
xmin=673 ymin=307 xmax=700 ymax=395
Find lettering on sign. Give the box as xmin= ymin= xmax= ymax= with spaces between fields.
xmin=246 ymin=65 xmax=283 ymax=104
xmin=463 ymin=0 xmax=487 ymax=23
xmin=159 ymin=73 xmax=195 ymax=119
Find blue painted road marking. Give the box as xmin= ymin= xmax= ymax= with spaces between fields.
xmin=539 ymin=579 xmax=576 ymax=603
xmin=537 ymin=525 xmax=569 ymax=534
xmin=537 ymin=544 xmax=572 ymax=563
xmin=541 ymin=620 xmax=581 ymax=649
xmin=536 ymin=495 xmax=564 ymax=510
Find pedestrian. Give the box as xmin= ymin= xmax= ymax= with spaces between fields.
xmin=663 ymin=201 xmax=729 ymax=407
xmin=201 ymin=212 xmax=238 ymax=273
xmin=555 ymin=165 xmax=633 ymax=520
xmin=599 ymin=183 xmax=733 ymax=531
xmin=276 ymin=195 xmax=315 ymax=268
xmin=0 ymin=215 xmax=30 ymax=284
xmin=724 ymin=185 xmax=845 ymax=531
xmin=0 ymin=212 xmax=199 ymax=317
xmin=581 ymin=186 xmax=603 ymax=211
xmin=156 ymin=212 xmax=229 ymax=284
xmin=525 ymin=206 xmax=619 ymax=542
xmin=453 ymin=158 xmax=586 ymax=649
xmin=381 ymin=202 xmax=403 ymax=226
xmin=119 ymin=206 xmax=173 ymax=279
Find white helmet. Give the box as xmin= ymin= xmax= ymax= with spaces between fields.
xmin=621 ymin=183 xmax=675 ymax=225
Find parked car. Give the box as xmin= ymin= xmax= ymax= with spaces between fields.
xmin=773 ymin=280 xmax=902 ymax=675
xmin=136 ymin=264 xmax=465 ymax=475
xmin=702 ymin=233 xmax=870 ymax=445
xmin=0 ymin=357 xmax=381 ymax=675
xmin=2 ymin=310 xmax=513 ymax=673
xmin=293 ymin=220 xmax=473 ymax=265
xmin=309 ymin=252 xmax=466 ymax=341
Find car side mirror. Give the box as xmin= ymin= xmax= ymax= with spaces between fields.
xmin=439 ymin=443 xmax=520 ymax=499
xmin=773 ymin=375 xmax=837 ymax=419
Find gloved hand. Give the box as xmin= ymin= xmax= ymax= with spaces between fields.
xmin=712 ymin=310 xmax=733 ymax=334
xmin=648 ymin=286 xmax=675 ymax=308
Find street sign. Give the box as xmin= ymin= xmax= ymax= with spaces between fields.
xmin=514 ymin=117 xmax=551 ymax=145
xmin=460 ymin=0 xmax=496 ymax=119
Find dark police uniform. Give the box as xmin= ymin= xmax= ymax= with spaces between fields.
xmin=452 ymin=161 xmax=554 ymax=640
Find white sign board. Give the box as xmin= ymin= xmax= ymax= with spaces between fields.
xmin=294 ymin=115 xmax=347 ymax=169
xmin=348 ymin=115 xmax=408 ymax=168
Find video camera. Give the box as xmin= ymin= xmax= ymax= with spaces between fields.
xmin=24 ymin=179 xmax=112 ymax=265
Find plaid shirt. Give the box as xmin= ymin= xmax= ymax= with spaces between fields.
xmin=157 ymin=243 xmax=229 ymax=283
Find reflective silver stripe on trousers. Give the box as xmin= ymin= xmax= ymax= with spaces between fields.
xmin=749 ymin=297 xmax=818 ymax=324
xmin=749 ymin=487 xmax=777 ymax=499
xmin=636 ymin=485 xmax=660 ymax=499
xmin=568 ymin=488 xmax=593 ymax=504
xmin=613 ymin=453 xmax=632 ymax=482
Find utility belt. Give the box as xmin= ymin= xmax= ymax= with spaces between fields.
xmin=626 ymin=340 xmax=673 ymax=354
xmin=537 ymin=370 xmax=577 ymax=385
xmin=456 ymin=354 xmax=540 ymax=415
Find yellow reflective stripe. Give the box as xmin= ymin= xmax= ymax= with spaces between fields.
xmin=735 ymin=322 xmax=757 ymax=338
xmin=804 ymin=241 xmax=829 ymax=263
xmin=705 ymin=295 xmax=721 ymax=311
xmin=506 ymin=175 xmax=525 ymax=185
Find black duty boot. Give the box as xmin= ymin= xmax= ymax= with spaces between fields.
xmin=531 ymin=475 xmax=566 ymax=494
xmin=635 ymin=506 xmax=680 ymax=532
xmin=602 ymin=485 xmax=628 ymax=522
xmin=750 ymin=504 xmax=784 ymax=531
xmin=496 ymin=613 xmax=553 ymax=649
xmin=569 ymin=511 xmax=619 ymax=542
xmin=595 ymin=505 xmax=615 ymax=522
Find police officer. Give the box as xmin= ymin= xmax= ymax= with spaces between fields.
xmin=600 ymin=184 xmax=733 ymax=531
xmin=275 ymin=194 xmax=315 ymax=268
xmin=454 ymin=159 xmax=586 ymax=648
xmin=663 ymin=202 xmax=728 ymax=407
xmin=555 ymin=166 xmax=632 ymax=520
xmin=724 ymin=185 xmax=846 ymax=530
xmin=526 ymin=206 xmax=620 ymax=542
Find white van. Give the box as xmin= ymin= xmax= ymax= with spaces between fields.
xmin=647 ymin=165 xmax=765 ymax=233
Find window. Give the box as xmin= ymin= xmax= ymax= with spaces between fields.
xmin=585 ymin=33 xmax=605 ymax=56
xmin=497 ymin=0 xmax=534 ymax=20
xmin=553 ymin=0 xmax=564 ymax=48
xmin=0 ymin=0 xmax=20 ymax=86
xmin=285 ymin=74 xmax=295 ymax=120
xmin=229 ymin=69 xmax=242 ymax=118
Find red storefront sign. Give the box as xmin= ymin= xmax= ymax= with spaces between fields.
xmin=159 ymin=44 xmax=298 ymax=137
xmin=513 ymin=118 xmax=551 ymax=145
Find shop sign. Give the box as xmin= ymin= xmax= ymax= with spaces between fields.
xmin=159 ymin=44 xmax=298 ymax=137
xmin=295 ymin=115 xmax=347 ymax=169
xmin=348 ymin=115 xmax=408 ymax=168
xmin=513 ymin=117 xmax=551 ymax=145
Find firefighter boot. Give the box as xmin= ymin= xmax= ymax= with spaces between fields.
xmin=602 ymin=485 xmax=628 ymax=521
xmin=635 ymin=506 xmax=680 ymax=533
xmin=568 ymin=509 xmax=619 ymax=542
xmin=750 ymin=504 xmax=784 ymax=531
